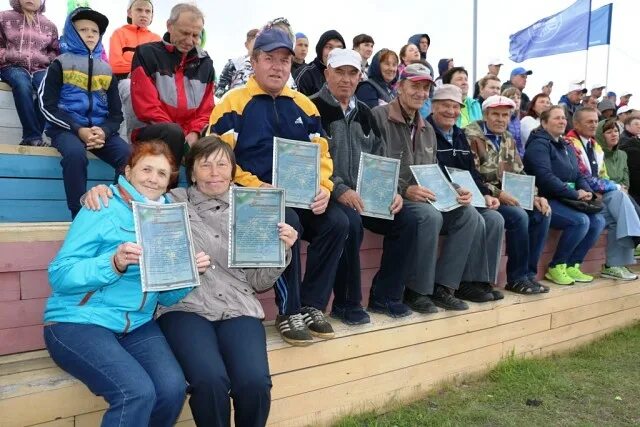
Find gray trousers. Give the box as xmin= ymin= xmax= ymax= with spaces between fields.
xmin=602 ymin=190 xmax=640 ymax=266
xmin=464 ymin=208 xmax=505 ymax=284
xmin=403 ymin=201 xmax=482 ymax=294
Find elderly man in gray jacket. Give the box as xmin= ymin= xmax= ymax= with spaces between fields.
xmin=310 ymin=49 xmax=418 ymax=321
xmin=370 ymin=63 xmax=494 ymax=312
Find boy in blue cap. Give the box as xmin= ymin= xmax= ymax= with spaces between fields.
xmin=39 ymin=7 xmax=131 ymax=219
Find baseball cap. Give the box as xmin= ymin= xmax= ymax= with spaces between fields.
xmin=607 ymin=91 xmax=617 ymax=97
xmin=567 ymin=83 xmax=587 ymax=94
xmin=482 ymin=95 xmax=516 ymax=111
xmin=488 ymin=57 xmax=503 ymax=66
xmin=618 ymin=105 xmax=634 ymax=115
xmin=295 ymin=32 xmax=307 ymax=40
xmin=70 ymin=7 xmax=109 ymax=35
xmin=327 ymin=48 xmax=362 ymax=70
xmin=620 ymin=90 xmax=633 ymax=97
xmin=591 ymin=83 xmax=606 ymax=90
xmin=398 ymin=63 xmax=434 ymax=83
xmin=253 ymin=27 xmax=294 ymax=54
xmin=432 ymin=84 xmax=465 ymax=107
xmin=510 ymin=67 xmax=532 ymax=77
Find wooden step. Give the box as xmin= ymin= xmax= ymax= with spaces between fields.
xmin=1 ymin=277 xmax=639 ymax=427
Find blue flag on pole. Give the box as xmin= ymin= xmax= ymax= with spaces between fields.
xmin=509 ymin=0 xmax=592 ymax=63
xmin=588 ymin=3 xmax=613 ymax=47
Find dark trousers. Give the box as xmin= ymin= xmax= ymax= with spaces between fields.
xmin=0 ymin=66 xmax=45 ymax=143
xmin=158 ymin=312 xmax=271 ymax=427
xmin=548 ymin=199 xmax=606 ymax=266
xmin=498 ymin=205 xmax=551 ymax=283
xmin=136 ymin=123 xmax=186 ymax=166
xmin=275 ymin=202 xmax=349 ymax=314
xmin=44 ymin=321 xmax=186 ymax=427
xmin=334 ymin=203 xmax=418 ymax=306
xmin=49 ymin=129 xmax=131 ymax=218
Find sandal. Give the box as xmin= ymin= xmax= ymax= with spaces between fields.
xmin=505 ymin=279 xmax=540 ymax=295
xmin=528 ymin=278 xmax=550 ymax=293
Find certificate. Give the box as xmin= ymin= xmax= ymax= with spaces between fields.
xmin=410 ymin=164 xmax=461 ymax=212
xmin=229 ymin=187 xmax=286 ymax=268
xmin=445 ymin=166 xmax=487 ymax=208
xmin=272 ymin=137 xmax=320 ymax=209
xmin=502 ymin=172 xmax=535 ymax=210
xmin=132 ymin=202 xmax=200 ymax=292
xmin=356 ymin=153 xmax=400 ymax=220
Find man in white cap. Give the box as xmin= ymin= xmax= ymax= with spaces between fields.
xmin=428 ymin=84 xmax=505 ymax=303
xmin=618 ymin=90 xmax=633 ymax=109
xmin=559 ymin=82 xmax=588 ymax=131
xmin=310 ymin=49 xmax=418 ymax=321
xmin=371 ymin=75 xmax=492 ymax=312
xmin=473 ymin=57 xmax=503 ymax=98
xmin=616 ymin=105 xmax=635 ymax=135
xmin=464 ymin=95 xmax=552 ymax=294
xmin=590 ymin=83 xmax=606 ymax=101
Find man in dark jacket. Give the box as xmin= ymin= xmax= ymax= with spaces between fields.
xmin=130 ymin=3 xmax=215 ymax=166
xmin=429 ymin=84 xmax=505 ymax=302
xmin=310 ymin=48 xmax=418 ymax=321
xmin=558 ymin=82 xmax=587 ymax=132
xmin=294 ymin=29 xmax=344 ymax=96
xmin=502 ymin=67 xmax=531 ymax=113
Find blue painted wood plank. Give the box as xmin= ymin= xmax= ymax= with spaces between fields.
xmin=0 ymin=153 xmax=116 ymax=180
xmin=0 ymin=200 xmax=72 ymax=222
xmin=0 ymin=178 xmax=112 ymax=200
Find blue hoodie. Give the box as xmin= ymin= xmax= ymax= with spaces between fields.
xmin=355 ymin=49 xmax=397 ymax=109
xmin=39 ymin=8 xmax=122 ymax=137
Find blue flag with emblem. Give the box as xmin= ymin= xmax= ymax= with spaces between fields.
xmin=509 ymin=0 xmax=592 ymax=63
xmin=588 ymin=3 xmax=613 ymax=47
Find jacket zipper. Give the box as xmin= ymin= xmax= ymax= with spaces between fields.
xmin=123 ymin=292 xmax=148 ymax=334
xmin=272 ymin=98 xmax=281 ymax=136
xmin=87 ymin=54 xmax=94 ymax=127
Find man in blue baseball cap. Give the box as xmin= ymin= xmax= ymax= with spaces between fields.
xmin=502 ymin=66 xmax=532 ymax=113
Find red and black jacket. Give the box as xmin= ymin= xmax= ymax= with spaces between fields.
xmin=130 ymin=32 xmax=215 ymax=138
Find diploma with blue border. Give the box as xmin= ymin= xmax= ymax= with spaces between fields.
xmin=132 ymin=202 xmax=200 ymax=292
xmin=272 ymin=137 xmax=320 ymax=209
xmin=229 ymin=187 xmax=286 ymax=268
xmin=502 ymin=172 xmax=536 ymax=210
xmin=356 ymin=153 xmax=400 ymax=220
xmin=445 ymin=166 xmax=487 ymax=208
xmin=410 ymin=164 xmax=461 ymax=212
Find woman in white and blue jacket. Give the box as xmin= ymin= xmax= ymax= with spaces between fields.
xmin=43 ymin=141 xmax=210 ymax=427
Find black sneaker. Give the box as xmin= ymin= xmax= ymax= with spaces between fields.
xmin=432 ymin=285 xmax=469 ymax=310
xmin=368 ymin=297 xmax=412 ymax=318
xmin=403 ymin=287 xmax=438 ymax=314
xmin=301 ymin=306 xmax=335 ymax=339
xmin=275 ymin=314 xmax=313 ymax=346
xmin=481 ymin=282 xmax=504 ymax=300
xmin=455 ymin=281 xmax=494 ymax=303
xmin=330 ymin=304 xmax=371 ymax=325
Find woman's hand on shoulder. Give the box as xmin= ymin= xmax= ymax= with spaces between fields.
xmin=278 ymin=223 xmax=298 ymax=249
xmin=195 ymin=251 xmax=211 ymax=273
xmin=83 ymin=185 xmax=113 ymax=210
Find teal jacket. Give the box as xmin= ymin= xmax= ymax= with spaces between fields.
xmin=44 ymin=176 xmax=192 ymax=333
xmin=456 ymin=97 xmax=482 ymax=129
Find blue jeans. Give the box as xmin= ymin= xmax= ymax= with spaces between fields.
xmin=0 ymin=66 xmax=46 ymax=143
xmin=49 ymin=128 xmax=132 ymax=218
xmin=44 ymin=320 xmax=186 ymax=427
xmin=548 ymin=199 xmax=606 ymax=266
xmin=498 ymin=205 xmax=551 ymax=282
xmin=158 ymin=312 xmax=271 ymax=427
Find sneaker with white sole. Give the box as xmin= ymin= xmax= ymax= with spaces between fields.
xmin=275 ymin=313 xmax=313 ymax=346
xmin=601 ymin=265 xmax=638 ymax=281
xmin=301 ymin=306 xmax=335 ymax=339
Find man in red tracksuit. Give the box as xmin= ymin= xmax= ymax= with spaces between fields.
xmin=130 ymin=3 xmax=214 ymax=166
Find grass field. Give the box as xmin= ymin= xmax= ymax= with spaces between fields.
xmin=334 ymin=322 xmax=640 ymax=427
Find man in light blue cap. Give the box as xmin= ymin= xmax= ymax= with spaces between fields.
xmin=292 ymin=32 xmax=308 ymax=74
xmin=501 ymin=66 xmax=532 ymax=112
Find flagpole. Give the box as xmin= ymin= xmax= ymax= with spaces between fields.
xmin=584 ymin=0 xmax=593 ymax=84
xmin=472 ymin=0 xmax=478 ymax=86
xmin=604 ymin=44 xmax=611 ymax=88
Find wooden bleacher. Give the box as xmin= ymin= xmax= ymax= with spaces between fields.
xmin=0 ymin=96 xmax=636 ymax=425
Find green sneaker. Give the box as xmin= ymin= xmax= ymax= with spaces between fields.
xmin=601 ymin=265 xmax=637 ymax=281
xmin=566 ymin=264 xmax=594 ymax=282
xmin=545 ymin=264 xmax=575 ymax=285
xmin=635 ymin=245 xmax=640 ymax=259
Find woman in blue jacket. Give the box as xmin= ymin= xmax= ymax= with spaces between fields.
xmin=523 ymin=106 xmax=606 ymax=285
xmin=43 ymin=141 xmax=210 ymax=427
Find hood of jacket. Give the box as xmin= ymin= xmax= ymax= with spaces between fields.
xmin=10 ymin=0 xmax=46 ymax=13
xmin=526 ymin=126 xmax=564 ymax=149
xmin=595 ymin=120 xmax=617 ymax=155
xmin=408 ymin=33 xmax=429 ymax=59
xmin=59 ymin=7 xmax=105 ymax=56
xmin=437 ymin=58 xmax=450 ymax=77
xmin=367 ymin=49 xmax=397 ymax=87
xmin=314 ymin=29 xmax=345 ymax=62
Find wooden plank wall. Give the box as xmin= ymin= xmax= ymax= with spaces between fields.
xmin=1 ymin=278 xmax=639 ymax=427
xmin=0 ymin=83 xmax=23 ymax=146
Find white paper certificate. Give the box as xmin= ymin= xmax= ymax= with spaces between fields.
xmin=356 ymin=153 xmax=400 ymax=220
xmin=229 ymin=187 xmax=286 ymax=268
xmin=410 ymin=164 xmax=461 ymax=212
xmin=502 ymin=172 xmax=536 ymax=210
xmin=445 ymin=166 xmax=487 ymax=208
xmin=132 ymin=202 xmax=200 ymax=292
xmin=272 ymin=137 xmax=320 ymax=209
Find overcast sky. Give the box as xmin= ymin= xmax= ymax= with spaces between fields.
xmin=47 ymin=0 xmax=639 ymax=107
